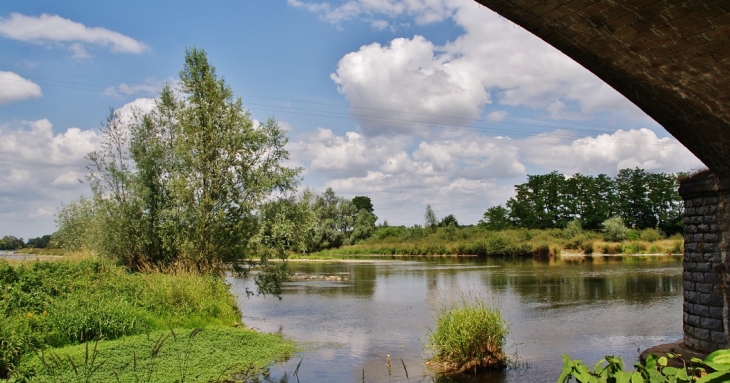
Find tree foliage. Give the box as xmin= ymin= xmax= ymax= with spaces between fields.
xmin=0 ymin=236 xmax=24 ymax=251
xmin=58 ymin=48 xmax=301 ymax=282
xmin=498 ymin=168 xmax=682 ymax=234
xmin=425 ymin=205 xmax=438 ymax=233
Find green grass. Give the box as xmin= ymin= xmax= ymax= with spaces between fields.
xmin=0 ymin=256 xmax=248 ymax=379
xmin=296 ymin=226 xmax=682 ymax=259
xmin=11 ymin=327 xmax=295 ymax=382
xmin=426 ymin=289 xmax=508 ymax=374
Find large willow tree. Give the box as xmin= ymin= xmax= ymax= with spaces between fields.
xmin=78 ymin=48 xmax=300 ymax=275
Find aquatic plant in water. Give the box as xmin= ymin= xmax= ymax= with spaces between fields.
xmin=426 ymin=288 xmax=508 ymax=374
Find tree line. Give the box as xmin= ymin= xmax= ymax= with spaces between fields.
xmin=0 ymin=235 xmax=51 ymax=250
xmin=480 ymin=168 xmax=683 ymax=234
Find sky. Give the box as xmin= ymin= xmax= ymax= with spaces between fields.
xmin=0 ymin=0 xmax=704 ymax=239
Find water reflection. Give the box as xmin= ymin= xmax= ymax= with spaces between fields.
xmin=229 ymin=257 xmax=682 ymax=383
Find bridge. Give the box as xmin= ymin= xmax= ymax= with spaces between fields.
xmin=473 ymin=0 xmax=730 ymax=354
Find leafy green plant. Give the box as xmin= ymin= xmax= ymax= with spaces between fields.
xmin=558 ymin=350 xmax=730 ymax=383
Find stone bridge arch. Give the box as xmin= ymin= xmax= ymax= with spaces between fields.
xmin=472 ymin=0 xmax=730 ymax=354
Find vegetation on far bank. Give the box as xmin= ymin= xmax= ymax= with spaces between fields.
xmin=0 ymin=256 xmax=293 ymax=381
xmin=292 ymin=223 xmax=683 ymax=259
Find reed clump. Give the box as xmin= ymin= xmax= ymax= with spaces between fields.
xmin=426 ymin=289 xmax=508 ymax=374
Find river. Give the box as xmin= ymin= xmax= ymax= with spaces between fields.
xmin=228 ymin=256 xmax=682 ymax=383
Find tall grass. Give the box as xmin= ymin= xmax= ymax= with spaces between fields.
xmin=427 ymin=289 xmax=508 ymax=374
xmin=0 ymin=256 xmax=241 ymax=379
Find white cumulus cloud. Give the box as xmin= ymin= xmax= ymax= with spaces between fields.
xmin=0 ymin=71 xmax=42 ymax=104
xmin=0 ymin=13 xmax=148 ymax=57
xmin=332 ymin=35 xmax=490 ymax=136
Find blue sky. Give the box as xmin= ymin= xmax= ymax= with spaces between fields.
xmin=0 ymin=0 xmax=703 ymax=239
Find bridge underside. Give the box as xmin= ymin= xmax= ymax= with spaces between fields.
xmin=475 ymin=0 xmax=730 ymax=177
xmin=473 ymin=0 xmax=730 ymax=354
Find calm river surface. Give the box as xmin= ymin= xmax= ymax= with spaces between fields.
xmin=228 ymin=257 xmax=682 ymax=383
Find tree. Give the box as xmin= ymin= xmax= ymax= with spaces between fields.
xmin=479 ymin=205 xmax=512 ymax=231
xmin=615 ymin=168 xmax=653 ymax=229
xmin=0 ymin=236 xmax=24 ymax=250
xmin=424 ymin=205 xmax=438 ymax=233
xmin=351 ymin=208 xmax=378 ymax=243
xmin=439 ymin=214 xmax=459 ymax=228
xmin=70 ymin=48 xmax=301 ymax=280
xmin=25 ymin=235 xmax=51 ymax=249
xmin=352 ymin=196 xmax=374 ymax=215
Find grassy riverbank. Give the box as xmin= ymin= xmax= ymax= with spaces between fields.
xmin=0 ymin=255 xmax=294 ymax=381
xmin=290 ymin=226 xmax=683 ymax=259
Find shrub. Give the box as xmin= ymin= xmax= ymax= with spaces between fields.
xmin=639 ymin=228 xmax=662 ymax=242
xmin=427 ymin=289 xmax=508 ymax=374
xmin=602 ymin=216 xmax=629 ymax=242
xmin=563 ymin=219 xmax=582 ymax=238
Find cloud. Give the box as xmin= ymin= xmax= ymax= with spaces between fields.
xmin=0 ymin=13 xmax=148 ymax=57
xmin=0 ymin=71 xmax=42 ymax=104
xmin=288 ymin=0 xmax=458 ymax=26
xmin=0 ymin=97 xmax=157 ymax=238
xmin=319 ymin=0 xmax=648 ymax=137
xmin=519 ymin=128 xmax=703 ymax=175
xmin=290 ymin=125 xmax=701 ymax=226
xmin=331 ymin=35 xmax=490 ymax=136
xmin=0 ymin=119 xmax=100 ymax=237
xmin=103 ymin=79 xmax=167 ymax=98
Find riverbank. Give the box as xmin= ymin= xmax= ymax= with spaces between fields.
xmin=0 ymin=255 xmax=294 ymax=381
xmin=289 ymin=227 xmax=683 ymax=260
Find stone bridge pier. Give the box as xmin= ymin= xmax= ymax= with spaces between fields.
xmin=680 ymin=172 xmax=730 ymax=353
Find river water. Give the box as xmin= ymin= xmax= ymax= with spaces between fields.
xmin=228 ymin=256 xmax=682 ymax=383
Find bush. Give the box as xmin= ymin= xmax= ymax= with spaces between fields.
xmin=602 ymin=216 xmax=629 ymax=242
xmin=563 ymin=219 xmax=582 ymax=238
xmin=639 ymin=228 xmax=662 ymax=242
xmin=427 ymin=289 xmax=508 ymax=374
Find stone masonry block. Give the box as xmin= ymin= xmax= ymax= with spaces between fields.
xmin=688 ymin=314 xmax=702 ymax=326
xmin=695 ymin=328 xmax=710 ymax=341
xmin=701 ymin=317 xmax=724 ymax=332
xmin=695 ymin=263 xmax=713 ymax=272
xmin=705 ymin=253 xmax=722 ymax=263
xmin=700 ymin=293 xmax=724 ymax=307
xmin=694 ymin=303 xmax=710 ymax=316
xmin=712 ymin=331 xmax=726 ymax=344
xmin=710 ymin=307 xmax=723 ymax=319
xmin=692 ymin=272 xmax=705 ymax=282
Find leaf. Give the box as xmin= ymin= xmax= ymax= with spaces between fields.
xmin=696 ymin=371 xmax=730 ymax=383
xmin=702 ymin=362 xmax=730 ymax=372
xmin=658 ymin=356 xmax=668 ymax=367
xmin=630 ymin=371 xmax=644 ymax=383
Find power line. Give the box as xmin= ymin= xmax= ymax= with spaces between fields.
xmin=0 ymin=68 xmax=673 ymax=145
